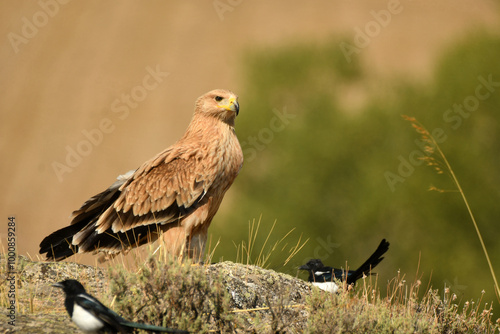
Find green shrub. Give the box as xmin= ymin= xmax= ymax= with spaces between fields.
xmin=109 ymin=255 xmax=239 ymax=333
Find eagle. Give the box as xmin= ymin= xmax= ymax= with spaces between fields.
xmin=40 ymin=89 xmax=243 ymax=262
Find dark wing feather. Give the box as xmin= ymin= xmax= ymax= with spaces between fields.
xmin=39 ymin=174 xmax=126 ymax=260
xmin=39 ymin=224 xmax=82 ymax=260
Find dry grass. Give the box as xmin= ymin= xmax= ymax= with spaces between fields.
xmin=232 ymin=216 xmax=309 ymax=269
xmin=2 ymin=216 xmax=500 ymax=333
xmin=1 ymin=251 xmax=500 ymax=333
xmin=403 ymin=115 xmax=500 ymax=303
xmin=306 ymin=266 xmax=499 ymax=334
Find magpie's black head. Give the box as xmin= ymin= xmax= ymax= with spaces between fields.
xmin=299 ymin=259 xmax=325 ymax=272
xmin=53 ymin=279 xmax=86 ymax=296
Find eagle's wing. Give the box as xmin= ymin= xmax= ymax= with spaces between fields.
xmin=71 ymin=145 xmax=218 ymax=253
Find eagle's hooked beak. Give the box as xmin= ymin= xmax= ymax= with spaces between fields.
xmin=223 ymin=96 xmax=239 ymax=115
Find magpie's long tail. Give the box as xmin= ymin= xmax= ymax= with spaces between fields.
xmin=347 ymin=239 xmax=390 ymax=285
xmin=121 ymin=321 xmax=189 ymax=333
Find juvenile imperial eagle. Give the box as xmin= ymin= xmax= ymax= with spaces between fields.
xmin=40 ymin=89 xmax=243 ymax=262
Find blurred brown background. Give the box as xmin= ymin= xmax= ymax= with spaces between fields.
xmin=1 ymin=1 xmax=498 ymax=264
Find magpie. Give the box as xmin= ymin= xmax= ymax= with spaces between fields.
xmin=299 ymin=239 xmax=390 ymax=293
xmin=53 ymin=279 xmax=189 ymax=334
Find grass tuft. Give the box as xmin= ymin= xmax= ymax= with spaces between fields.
xmin=232 ymin=216 xmax=308 ymax=269
xmin=403 ymin=115 xmax=500 ymax=303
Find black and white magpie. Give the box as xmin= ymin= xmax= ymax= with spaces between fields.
xmin=299 ymin=239 xmax=390 ymax=293
xmin=53 ymin=279 xmax=188 ymax=334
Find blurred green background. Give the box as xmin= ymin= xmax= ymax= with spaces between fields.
xmin=212 ymin=32 xmax=500 ymax=306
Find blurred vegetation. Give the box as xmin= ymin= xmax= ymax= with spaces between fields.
xmin=212 ymin=31 xmax=500 ymax=310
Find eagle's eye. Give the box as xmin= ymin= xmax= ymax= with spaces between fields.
xmin=214 ymin=96 xmax=223 ymax=102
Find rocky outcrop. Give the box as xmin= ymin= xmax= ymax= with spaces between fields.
xmin=1 ymin=255 xmax=312 ymax=333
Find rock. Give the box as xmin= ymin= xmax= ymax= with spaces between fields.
xmin=1 ymin=255 xmax=314 ymax=333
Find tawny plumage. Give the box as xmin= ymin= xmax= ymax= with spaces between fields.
xmin=40 ymin=89 xmax=243 ymax=261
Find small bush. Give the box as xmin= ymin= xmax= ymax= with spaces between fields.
xmin=109 ymin=255 xmax=241 ymax=333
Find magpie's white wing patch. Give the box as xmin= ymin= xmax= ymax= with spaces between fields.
xmin=72 ymin=303 xmax=105 ymax=333
xmin=312 ymin=282 xmax=339 ymax=293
